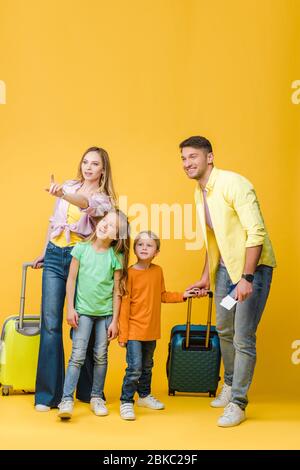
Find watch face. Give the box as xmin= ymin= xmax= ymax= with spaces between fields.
xmin=243 ymin=274 xmax=254 ymax=282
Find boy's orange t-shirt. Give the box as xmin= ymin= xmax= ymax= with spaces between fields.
xmin=118 ymin=264 xmax=184 ymax=343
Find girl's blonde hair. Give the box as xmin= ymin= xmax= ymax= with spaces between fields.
xmin=77 ymin=146 xmax=117 ymax=205
xmin=88 ymin=209 xmax=130 ymax=296
xmin=133 ymin=231 xmax=160 ymax=251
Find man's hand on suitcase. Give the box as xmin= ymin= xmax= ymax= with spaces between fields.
xmin=67 ymin=308 xmax=79 ymax=328
xmin=45 ymin=174 xmax=64 ymax=198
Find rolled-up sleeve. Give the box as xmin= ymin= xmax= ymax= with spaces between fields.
xmin=81 ymin=193 xmax=113 ymax=217
xmin=161 ymin=269 xmax=185 ymax=303
xmin=230 ymin=177 xmax=266 ymax=247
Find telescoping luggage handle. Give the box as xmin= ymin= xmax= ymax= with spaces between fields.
xmin=185 ymin=291 xmax=213 ymax=350
xmin=18 ymin=262 xmax=41 ymax=333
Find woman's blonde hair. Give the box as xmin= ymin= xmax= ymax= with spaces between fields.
xmin=77 ymin=146 xmax=117 ymax=205
xmin=87 ymin=209 xmax=130 ymax=296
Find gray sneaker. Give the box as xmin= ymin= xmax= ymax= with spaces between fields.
xmin=35 ymin=404 xmax=50 ymax=412
xmin=137 ymin=394 xmax=165 ymax=410
xmin=57 ymin=400 xmax=74 ymax=419
xmin=217 ymin=402 xmax=246 ymax=427
xmin=90 ymin=397 xmax=108 ymax=416
xmin=210 ymin=384 xmax=232 ymax=408
xmin=120 ymin=402 xmax=136 ymax=420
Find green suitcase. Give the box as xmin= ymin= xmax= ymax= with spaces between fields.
xmin=166 ymin=293 xmax=221 ymax=396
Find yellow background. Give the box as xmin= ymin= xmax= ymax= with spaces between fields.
xmin=0 ymin=0 xmax=299 ymax=436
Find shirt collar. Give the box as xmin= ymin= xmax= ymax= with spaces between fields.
xmin=194 ymin=167 xmax=219 ymax=199
xmin=205 ymin=166 xmax=219 ymax=192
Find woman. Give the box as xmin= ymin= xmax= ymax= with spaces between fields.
xmin=33 ymin=146 xmax=116 ymax=411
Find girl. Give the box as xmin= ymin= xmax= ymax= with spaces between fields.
xmin=33 ymin=147 xmax=116 ymax=411
xmin=118 ymin=231 xmax=198 ymax=420
xmin=58 ymin=210 xmax=129 ymax=419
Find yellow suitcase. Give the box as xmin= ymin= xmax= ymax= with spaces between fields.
xmin=0 ymin=263 xmax=40 ymax=395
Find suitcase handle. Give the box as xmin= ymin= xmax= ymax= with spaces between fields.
xmin=16 ymin=317 xmax=40 ymax=336
xmin=186 ymin=292 xmax=213 ymax=350
xmin=19 ymin=262 xmax=42 ymax=329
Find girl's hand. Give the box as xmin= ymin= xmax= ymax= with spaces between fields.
xmin=67 ymin=308 xmax=79 ymax=329
xmin=45 ymin=174 xmax=64 ymax=198
xmin=107 ymin=321 xmax=118 ymax=341
xmin=32 ymin=255 xmax=44 ymax=269
xmin=118 ymin=342 xmax=127 ymax=348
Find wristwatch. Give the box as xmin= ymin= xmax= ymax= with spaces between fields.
xmin=242 ymin=273 xmax=254 ymax=283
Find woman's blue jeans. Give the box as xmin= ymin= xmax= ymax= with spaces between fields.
xmin=35 ymin=242 xmax=95 ymax=407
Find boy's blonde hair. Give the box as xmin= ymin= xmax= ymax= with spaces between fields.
xmin=133 ymin=231 xmax=160 ymax=252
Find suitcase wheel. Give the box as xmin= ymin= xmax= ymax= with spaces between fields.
xmin=168 ymin=389 xmax=175 ymax=396
xmin=209 ymin=391 xmax=217 ymax=397
xmin=2 ymin=387 xmax=10 ymax=396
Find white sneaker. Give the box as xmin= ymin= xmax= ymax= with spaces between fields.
xmin=90 ymin=397 xmax=108 ymax=416
xmin=57 ymin=400 xmax=74 ymax=419
xmin=137 ymin=394 xmax=165 ymax=410
xmin=120 ymin=402 xmax=136 ymax=420
xmin=217 ymin=402 xmax=246 ymax=427
xmin=35 ymin=404 xmax=50 ymax=412
xmin=210 ymin=383 xmax=232 ymax=408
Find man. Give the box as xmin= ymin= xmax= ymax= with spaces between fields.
xmin=181 ymin=136 xmax=276 ymax=427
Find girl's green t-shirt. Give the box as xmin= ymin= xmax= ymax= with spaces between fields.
xmin=71 ymin=242 xmax=123 ymax=316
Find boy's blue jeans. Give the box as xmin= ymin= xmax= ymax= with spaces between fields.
xmin=215 ymin=264 xmax=273 ymax=410
xmin=121 ymin=340 xmax=156 ymax=403
xmin=62 ymin=314 xmax=112 ymax=401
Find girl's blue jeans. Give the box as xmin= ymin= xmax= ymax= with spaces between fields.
xmin=35 ymin=242 xmax=96 ymax=407
xmin=62 ymin=314 xmax=112 ymax=401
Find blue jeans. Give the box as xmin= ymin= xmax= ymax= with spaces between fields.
xmin=62 ymin=314 xmax=112 ymax=401
xmin=120 ymin=340 xmax=156 ymax=403
xmin=215 ymin=264 xmax=273 ymax=410
xmin=35 ymin=242 xmax=94 ymax=407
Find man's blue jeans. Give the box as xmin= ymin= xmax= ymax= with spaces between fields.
xmin=62 ymin=314 xmax=112 ymax=401
xmin=35 ymin=242 xmax=95 ymax=407
xmin=215 ymin=264 xmax=273 ymax=410
xmin=120 ymin=340 xmax=156 ymax=403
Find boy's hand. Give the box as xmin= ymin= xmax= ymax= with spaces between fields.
xmin=183 ymin=288 xmax=201 ymax=299
xmin=118 ymin=342 xmax=127 ymax=348
xmin=108 ymin=320 xmax=119 ymax=341
xmin=186 ymin=278 xmax=210 ymax=297
xmin=67 ymin=308 xmax=79 ymax=329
